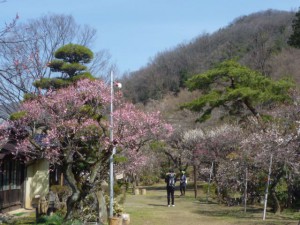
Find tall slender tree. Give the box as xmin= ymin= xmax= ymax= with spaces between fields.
xmin=288 ymin=8 xmax=300 ymax=48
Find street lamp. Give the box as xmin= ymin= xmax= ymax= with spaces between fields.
xmin=109 ymin=71 xmax=121 ymax=219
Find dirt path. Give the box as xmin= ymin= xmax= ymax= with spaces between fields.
xmin=123 ymin=183 xmax=299 ymax=225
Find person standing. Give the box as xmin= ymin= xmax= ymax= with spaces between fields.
xmin=165 ymin=169 xmax=176 ymax=207
xmin=179 ymin=171 xmax=187 ymax=196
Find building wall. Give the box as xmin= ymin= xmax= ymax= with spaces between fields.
xmin=25 ymin=159 xmax=49 ymax=209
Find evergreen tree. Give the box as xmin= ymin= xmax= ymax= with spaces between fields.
xmin=288 ymin=8 xmax=300 ymax=48
xmin=34 ymin=43 xmax=94 ymax=90
xmin=181 ymin=60 xmax=294 ymax=123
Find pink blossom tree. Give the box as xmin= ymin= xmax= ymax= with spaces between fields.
xmin=0 ymin=78 xmax=172 ymax=221
xmin=241 ymin=120 xmax=300 ymax=214
xmin=113 ymin=102 xmax=173 ymax=190
xmin=182 ymin=124 xmax=244 ymax=201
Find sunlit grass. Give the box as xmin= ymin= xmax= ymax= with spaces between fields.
xmin=123 ymin=181 xmax=300 ymax=225
xmin=3 ymin=181 xmax=300 ymax=225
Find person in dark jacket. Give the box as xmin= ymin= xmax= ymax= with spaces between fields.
xmin=165 ymin=169 xmax=177 ymax=207
xmin=179 ymin=171 xmax=187 ymax=196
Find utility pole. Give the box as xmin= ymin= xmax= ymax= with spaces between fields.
xmin=109 ymin=70 xmax=115 ymax=219
xmin=109 ymin=71 xmax=122 ymax=219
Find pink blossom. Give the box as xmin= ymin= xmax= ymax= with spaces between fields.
xmin=2 ymin=78 xmax=173 ymax=167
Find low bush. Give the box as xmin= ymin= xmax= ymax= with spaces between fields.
xmin=36 ymin=213 xmax=64 ymax=224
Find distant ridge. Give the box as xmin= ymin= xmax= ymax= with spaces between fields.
xmin=122 ymin=10 xmax=298 ymax=104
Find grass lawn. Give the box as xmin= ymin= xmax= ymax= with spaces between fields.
xmin=123 ymin=182 xmax=300 ymax=225
xmin=2 ymin=213 xmax=36 ymax=225
xmin=3 ymin=182 xmax=300 ymax=225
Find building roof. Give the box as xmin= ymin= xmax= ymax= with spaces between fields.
xmin=0 ymin=143 xmax=17 ymax=160
xmin=0 ymin=153 xmax=6 ymax=160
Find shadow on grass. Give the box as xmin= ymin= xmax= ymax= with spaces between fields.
xmin=151 ymin=195 xmax=167 ymax=201
xmin=140 ymin=186 xmax=166 ymax=191
xmin=137 ymin=183 xmax=201 ymax=192
xmin=191 ymin=204 xmax=297 ymax=221
xmin=148 ymin=203 xmax=168 ymax=207
xmin=186 ymin=199 xmax=300 ymax=223
xmin=192 ymin=207 xmax=261 ymax=219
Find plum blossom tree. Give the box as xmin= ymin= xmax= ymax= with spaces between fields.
xmin=182 ymin=124 xmax=244 ymax=201
xmin=182 ymin=128 xmax=206 ymax=198
xmin=241 ymin=120 xmax=300 ymax=214
xmin=1 ymin=78 xmax=172 ymax=221
xmin=113 ymin=102 xmax=173 ymax=190
xmin=164 ymin=128 xmax=191 ymax=171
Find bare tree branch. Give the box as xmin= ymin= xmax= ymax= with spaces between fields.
xmin=0 ymin=13 xmax=113 ymax=119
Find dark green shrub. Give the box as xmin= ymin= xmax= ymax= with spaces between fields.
xmin=36 ymin=213 xmax=64 ymax=224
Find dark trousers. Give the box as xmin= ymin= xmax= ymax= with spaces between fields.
xmin=167 ymin=187 xmax=175 ymax=205
xmin=180 ymin=183 xmax=186 ymax=195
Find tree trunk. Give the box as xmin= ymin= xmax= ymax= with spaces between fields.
xmin=64 ymin=162 xmax=82 ymax=221
xmin=268 ymin=168 xmax=285 ymax=215
xmin=132 ymin=179 xmax=136 ymax=194
xmin=96 ymin=190 xmax=107 ymax=224
xmin=135 ymin=174 xmax=139 ymax=187
xmin=287 ymin=173 xmax=294 ymax=208
xmin=131 ymin=173 xmax=137 ymax=194
xmin=271 ymin=190 xmax=281 ymax=214
xmin=244 ymin=166 xmax=248 ymax=213
xmin=193 ymin=165 xmax=197 ymax=198
xmin=206 ymin=161 xmax=214 ymax=203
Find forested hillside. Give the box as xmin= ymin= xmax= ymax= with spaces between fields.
xmin=122 ymin=10 xmax=300 ymax=104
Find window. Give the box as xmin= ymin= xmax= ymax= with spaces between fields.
xmin=0 ymin=160 xmax=23 ymax=191
xmin=2 ymin=161 xmax=9 ymax=191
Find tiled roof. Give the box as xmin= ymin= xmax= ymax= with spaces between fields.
xmin=0 ymin=143 xmax=17 ymax=159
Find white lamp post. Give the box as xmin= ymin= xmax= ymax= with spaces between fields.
xmin=109 ymin=70 xmax=115 ymax=219
xmin=109 ymin=71 xmax=121 ymax=219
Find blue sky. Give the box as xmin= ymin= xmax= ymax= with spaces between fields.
xmin=1 ymin=0 xmax=299 ymax=75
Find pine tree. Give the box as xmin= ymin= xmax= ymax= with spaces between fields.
xmin=288 ymin=8 xmax=300 ymax=48
xmin=34 ymin=43 xmax=94 ymax=90
xmin=182 ymin=60 xmax=294 ymax=123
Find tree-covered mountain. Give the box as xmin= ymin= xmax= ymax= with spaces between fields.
xmin=121 ymin=9 xmax=300 ymax=104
